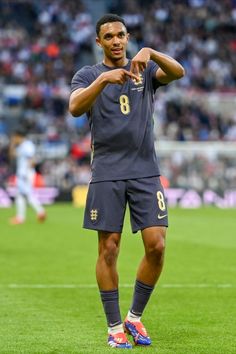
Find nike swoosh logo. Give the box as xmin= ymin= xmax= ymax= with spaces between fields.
xmin=110 ymin=321 xmax=121 ymax=327
xmin=158 ymin=214 xmax=167 ymax=219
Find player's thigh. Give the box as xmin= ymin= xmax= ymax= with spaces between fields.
xmin=127 ymin=176 xmax=168 ymax=233
xmin=83 ymin=180 xmax=127 ymax=232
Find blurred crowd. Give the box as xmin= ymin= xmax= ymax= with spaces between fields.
xmin=1 ymin=0 xmax=236 ymax=89
xmin=114 ymin=0 xmax=236 ymax=91
xmin=154 ymin=97 xmax=236 ymax=142
xmin=160 ymin=152 xmax=236 ymax=193
xmin=0 ymin=0 xmax=93 ymax=87
xmin=0 ymin=0 xmax=236 ymax=192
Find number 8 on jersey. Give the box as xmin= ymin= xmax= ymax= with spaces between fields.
xmin=119 ymin=95 xmax=130 ymax=115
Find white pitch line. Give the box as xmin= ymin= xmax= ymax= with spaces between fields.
xmin=0 ymin=283 xmax=235 ymax=289
xmin=161 ymin=283 xmax=234 ymax=288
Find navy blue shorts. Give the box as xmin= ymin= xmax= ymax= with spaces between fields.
xmin=83 ymin=176 xmax=168 ymax=233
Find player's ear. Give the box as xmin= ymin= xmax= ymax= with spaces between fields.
xmin=96 ymin=37 xmax=102 ymax=47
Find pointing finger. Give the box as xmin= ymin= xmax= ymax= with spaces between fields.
xmin=140 ymin=62 xmax=147 ymax=72
xmin=132 ymin=62 xmax=140 ymax=77
xmin=130 ymin=61 xmax=135 ymax=74
xmin=123 ymin=70 xmax=140 ymax=81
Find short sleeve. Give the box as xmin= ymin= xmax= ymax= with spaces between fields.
xmin=148 ymin=60 xmax=159 ymax=79
xmin=147 ymin=61 xmax=167 ymax=92
xmin=71 ymin=66 xmax=93 ymax=93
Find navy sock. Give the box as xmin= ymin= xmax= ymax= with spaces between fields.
xmin=100 ymin=289 xmax=122 ymax=327
xmin=130 ymin=280 xmax=154 ymax=317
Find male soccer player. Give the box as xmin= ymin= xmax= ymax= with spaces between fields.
xmin=69 ymin=14 xmax=185 ymax=349
xmin=9 ymin=127 xmax=46 ymax=225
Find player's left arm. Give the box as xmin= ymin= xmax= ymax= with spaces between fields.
xmin=9 ymin=136 xmax=17 ymax=159
xmin=130 ymin=47 xmax=185 ymax=84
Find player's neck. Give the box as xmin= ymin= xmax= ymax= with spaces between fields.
xmin=103 ymin=57 xmax=128 ymax=68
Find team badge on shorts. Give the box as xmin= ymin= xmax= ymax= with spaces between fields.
xmin=90 ymin=209 xmax=98 ymax=222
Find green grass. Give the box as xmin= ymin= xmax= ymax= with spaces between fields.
xmin=0 ymin=205 xmax=236 ymax=353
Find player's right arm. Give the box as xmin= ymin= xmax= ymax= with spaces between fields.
xmin=69 ymin=69 xmax=139 ymax=117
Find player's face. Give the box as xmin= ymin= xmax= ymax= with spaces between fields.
xmin=96 ymin=22 xmax=129 ymax=63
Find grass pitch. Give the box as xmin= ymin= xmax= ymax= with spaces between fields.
xmin=0 ymin=204 xmax=236 ymax=353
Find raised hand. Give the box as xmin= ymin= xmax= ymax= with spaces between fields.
xmin=130 ymin=48 xmax=151 ymax=77
xmin=103 ymin=69 xmax=140 ymax=85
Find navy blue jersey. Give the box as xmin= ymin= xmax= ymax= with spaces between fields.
xmin=71 ymin=60 xmax=164 ymax=182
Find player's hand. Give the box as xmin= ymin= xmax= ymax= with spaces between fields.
xmin=103 ymin=69 xmax=139 ymax=85
xmin=130 ymin=48 xmax=151 ymax=77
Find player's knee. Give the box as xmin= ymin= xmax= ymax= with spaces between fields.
xmin=149 ymin=240 xmax=165 ymax=260
xmin=100 ymin=239 xmax=119 ymax=266
xmin=146 ymin=229 xmax=166 ymax=261
xmin=155 ymin=237 xmax=166 ymax=258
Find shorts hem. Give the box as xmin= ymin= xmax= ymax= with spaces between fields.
xmin=83 ymin=225 xmax=123 ymax=233
xmin=132 ymin=222 xmax=168 ymax=234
